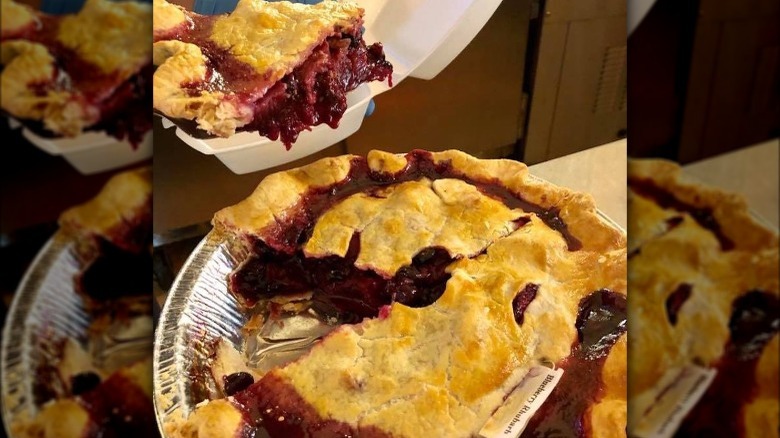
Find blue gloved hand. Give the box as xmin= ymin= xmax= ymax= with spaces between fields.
xmin=193 ymin=0 xmax=238 ymax=14
xmin=41 ymin=0 xmax=152 ymax=14
xmin=194 ymin=0 xmax=376 ymax=117
xmin=40 ymin=0 xmax=85 ymax=14
xmin=194 ymin=0 xmax=321 ymax=14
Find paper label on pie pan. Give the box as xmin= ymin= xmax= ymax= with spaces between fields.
xmin=479 ymin=366 xmax=565 ymax=438
xmin=631 ymin=365 xmax=717 ymax=438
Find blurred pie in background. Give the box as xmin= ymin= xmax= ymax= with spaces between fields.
xmin=6 ymin=168 xmax=158 ymax=438
xmin=0 ymin=0 xmax=152 ymax=146
xmin=627 ymin=159 xmax=779 ymax=437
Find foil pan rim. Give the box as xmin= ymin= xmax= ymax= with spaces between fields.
xmin=0 ymin=233 xmax=85 ymax=435
xmin=153 ymin=231 xmax=241 ymax=434
xmin=2 ymin=230 xmax=156 ymax=436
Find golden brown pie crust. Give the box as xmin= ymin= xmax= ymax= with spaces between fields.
xmin=59 ymin=167 xmax=152 ymax=257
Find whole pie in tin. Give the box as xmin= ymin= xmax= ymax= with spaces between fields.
xmin=168 ymin=150 xmax=628 ymax=438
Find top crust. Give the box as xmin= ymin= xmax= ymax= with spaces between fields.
xmin=57 ymin=0 xmax=152 ymax=77
xmin=214 ymin=153 xmax=356 ymax=241
xmin=0 ymin=0 xmax=36 ymax=38
xmin=303 ymin=178 xmax=525 ymax=275
xmin=211 ymin=0 xmax=361 ymax=77
xmin=152 ymin=0 xmax=363 ymax=137
xmin=214 ymin=150 xmax=626 ymax=255
xmin=628 ymin=159 xmax=778 ymax=251
xmin=627 ymin=158 xmax=779 ymax=435
xmin=153 ymin=0 xmax=361 ymax=77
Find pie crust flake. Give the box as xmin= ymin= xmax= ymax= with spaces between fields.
xmin=167 ymin=150 xmax=628 ymax=438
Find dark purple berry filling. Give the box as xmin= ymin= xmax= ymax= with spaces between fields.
xmin=223 ymin=372 xmax=254 ymax=397
xmin=666 ymin=283 xmax=693 ymax=326
xmin=675 ymin=290 xmax=779 ymax=437
xmin=524 ymin=289 xmax=627 ymax=437
xmin=512 ymin=284 xmax=539 ymax=325
xmin=70 ymin=372 xmax=101 ymax=396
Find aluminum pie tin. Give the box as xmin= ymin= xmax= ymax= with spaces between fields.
xmin=152 ymin=193 xmax=626 ymax=436
xmin=0 ymin=232 xmax=153 ymax=435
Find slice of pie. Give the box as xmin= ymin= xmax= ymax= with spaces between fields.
xmin=152 ymin=0 xmax=392 ymax=147
xmin=627 ymin=159 xmax=779 ymax=437
xmin=0 ymin=0 xmax=152 ymax=145
xmin=166 ymin=150 xmax=627 ymax=437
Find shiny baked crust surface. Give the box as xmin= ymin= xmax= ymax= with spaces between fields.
xmin=627 ymin=158 xmax=779 ymax=435
xmin=168 ymin=150 xmax=627 ymax=437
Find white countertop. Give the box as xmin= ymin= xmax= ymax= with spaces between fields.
xmin=683 ymin=139 xmax=779 ymax=229
xmin=526 ymin=138 xmax=780 ymax=233
xmin=530 ymin=140 xmax=627 ymax=230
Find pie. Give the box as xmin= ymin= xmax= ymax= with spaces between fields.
xmin=152 ymin=0 xmax=393 ymax=147
xmin=166 ymin=149 xmax=627 ymax=437
xmin=8 ymin=167 xmax=156 ymax=437
xmin=627 ymin=159 xmax=779 ymax=436
xmin=13 ymin=354 xmax=156 ymax=438
xmin=0 ymin=0 xmax=152 ymax=145
xmin=59 ymin=167 xmax=153 ymax=306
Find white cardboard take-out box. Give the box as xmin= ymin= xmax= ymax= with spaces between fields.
xmin=24 ymin=129 xmax=153 ymax=175
xmin=9 ymin=118 xmax=153 ymax=175
xmin=159 ymin=0 xmax=503 ymax=174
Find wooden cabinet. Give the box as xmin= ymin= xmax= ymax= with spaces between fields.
xmin=678 ymin=0 xmax=780 ymax=162
xmin=344 ymin=0 xmax=532 ymax=159
xmin=628 ymin=0 xmax=779 ymax=162
xmin=523 ymin=0 xmax=627 ymax=164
